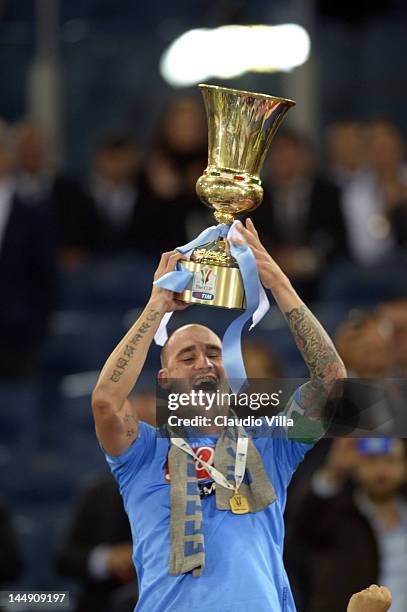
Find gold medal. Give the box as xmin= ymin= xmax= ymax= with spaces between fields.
xmin=229 ymin=489 xmax=249 ymax=514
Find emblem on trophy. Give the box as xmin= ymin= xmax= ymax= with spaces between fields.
xmin=175 ymin=84 xmax=295 ymax=309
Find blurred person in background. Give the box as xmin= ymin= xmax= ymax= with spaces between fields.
xmin=83 ymin=134 xmax=141 ymax=255
xmin=56 ymin=474 xmax=136 ymax=612
xmin=334 ymin=311 xmax=400 ymax=434
xmin=347 ymin=584 xmax=392 ymax=612
xmin=12 ymin=122 xmax=89 ymax=269
xmin=135 ymin=95 xmax=208 ymax=256
xmin=13 ymin=122 xmax=53 ymax=203
xmin=295 ymin=437 xmax=407 ymax=612
xmin=377 ymin=297 xmax=407 ymax=376
xmin=0 ymin=120 xmax=56 ymax=378
xmin=376 ymin=298 xmax=407 ymax=433
xmin=325 ymin=120 xmax=366 ymax=188
xmin=250 ymin=129 xmax=349 ymax=301
xmin=335 ymin=311 xmax=394 ymax=378
xmin=338 ymin=119 xmax=407 ymax=267
xmin=242 ymin=339 xmax=283 ymax=379
xmin=0 ymin=497 xmax=22 ymax=593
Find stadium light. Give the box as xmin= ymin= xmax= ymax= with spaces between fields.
xmin=160 ymin=24 xmax=311 ymax=87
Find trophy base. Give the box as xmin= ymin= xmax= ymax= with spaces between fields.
xmin=175 ymin=260 xmax=245 ymax=309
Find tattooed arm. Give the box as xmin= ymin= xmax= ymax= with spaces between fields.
xmin=92 ymin=250 xmax=188 ymax=455
xmin=234 ymin=220 xmax=347 ymax=417
xmin=272 ymin=289 xmax=346 ymax=418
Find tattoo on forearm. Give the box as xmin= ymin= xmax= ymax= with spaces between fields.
xmin=109 ymin=309 xmax=160 ymax=383
xmin=285 ymin=306 xmax=345 ymax=380
xmin=146 ymin=310 xmax=160 ymax=322
xmin=285 ymin=305 xmax=346 ymax=419
xmin=123 ymin=344 xmax=136 ymax=358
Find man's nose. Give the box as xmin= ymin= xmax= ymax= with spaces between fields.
xmin=195 ymin=352 xmax=214 ymax=370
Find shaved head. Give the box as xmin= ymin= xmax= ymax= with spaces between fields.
xmin=160 ymin=324 xmax=221 ymax=367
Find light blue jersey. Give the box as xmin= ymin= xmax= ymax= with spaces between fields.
xmin=104 ymin=419 xmax=312 ymax=612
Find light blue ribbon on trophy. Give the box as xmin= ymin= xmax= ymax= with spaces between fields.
xmin=153 ymin=221 xmax=270 ymax=393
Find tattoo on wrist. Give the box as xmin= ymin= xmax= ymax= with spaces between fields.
xmin=109 ymin=310 xmax=160 ymax=383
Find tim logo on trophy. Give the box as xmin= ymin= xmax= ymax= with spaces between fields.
xmin=191 ymin=267 xmax=217 ymax=302
xmin=154 ymin=83 xmax=295 ymax=388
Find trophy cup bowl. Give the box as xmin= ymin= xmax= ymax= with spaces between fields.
xmin=175 ymin=84 xmax=295 ymax=309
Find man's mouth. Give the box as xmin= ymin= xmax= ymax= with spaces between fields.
xmin=192 ymin=376 xmax=218 ymax=392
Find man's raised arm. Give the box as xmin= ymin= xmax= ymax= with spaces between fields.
xmin=234 ymin=219 xmax=347 ymax=419
xmin=91 ymin=251 xmax=188 ymax=456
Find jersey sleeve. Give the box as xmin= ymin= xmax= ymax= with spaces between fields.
xmin=283 ymin=383 xmax=328 ymax=444
xmin=102 ymin=421 xmax=157 ymax=492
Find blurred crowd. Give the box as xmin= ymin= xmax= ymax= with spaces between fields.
xmin=0 ymin=94 xmax=406 ymax=611
xmin=0 ymin=97 xmax=406 ymax=381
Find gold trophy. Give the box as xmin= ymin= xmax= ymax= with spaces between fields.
xmin=175 ymin=84 xmax=295 ymax=309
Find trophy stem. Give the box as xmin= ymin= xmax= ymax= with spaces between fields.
xmin=214 ymin=211 xmax=234 ymax=225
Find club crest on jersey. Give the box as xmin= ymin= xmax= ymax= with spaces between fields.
xmin=165 ymin=445 xmax=215 ymax=482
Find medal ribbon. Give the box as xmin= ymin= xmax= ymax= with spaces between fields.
xmin=171 ymin=431 xmax=249 ymax=493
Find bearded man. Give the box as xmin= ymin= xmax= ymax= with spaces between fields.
xmin=92 ymin=219 xmax=346 ymax=611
